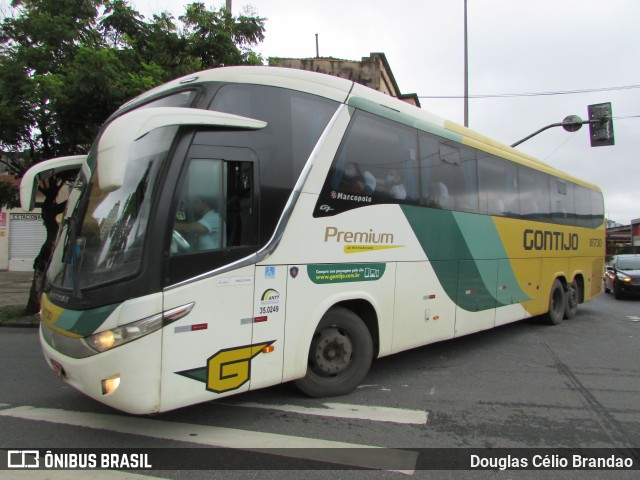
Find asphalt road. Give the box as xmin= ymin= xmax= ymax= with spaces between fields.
xmin=0 ymin=290 xmax=638 ymax=479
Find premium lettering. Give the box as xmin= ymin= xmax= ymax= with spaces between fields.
xmin=324 ymin=226 xmax=394 ymax=244
xmin=523 ymin=229 xmax=578 ymax=251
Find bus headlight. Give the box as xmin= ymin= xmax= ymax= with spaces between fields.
xmin=85 ymin=314 xmax=163 ymax=353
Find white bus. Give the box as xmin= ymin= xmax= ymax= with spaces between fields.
xmin=23 ymin=66 xmax=605 ymax=414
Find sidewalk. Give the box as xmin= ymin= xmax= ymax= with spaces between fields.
xmin=0 ymin=270 xmax=40 ymax=328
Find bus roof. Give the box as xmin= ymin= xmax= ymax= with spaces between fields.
xmin=120 ymin=66 xmax=600 ymax=192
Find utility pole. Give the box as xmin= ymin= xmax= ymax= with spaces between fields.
xmin=226 ymin=0 xmax=232 ymax=13
xmin=463 ymin=0 xmax=469 ymax=127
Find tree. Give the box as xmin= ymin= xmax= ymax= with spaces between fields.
xmin=0 ymin=0 xmax=266 ymax=313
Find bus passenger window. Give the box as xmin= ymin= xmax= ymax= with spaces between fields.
xmin=574 ymin=185 xmax=592 ymax=228
xmin=314 ymin=110 xmax=418 ymax=217
xmin=518 ymin=166 xmax=551 ymax=221
xmin=419 ymin=133 xmax=478 ymax=213
xmin=478 ymin=154 xmax=519 ymax=217
xmin=551 ymin=179 xmax=574 ymax=225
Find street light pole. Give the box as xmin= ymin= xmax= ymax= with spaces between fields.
xmin=463 ymin=0 xmax=469 ymax=127
xmin=510 ymin=115 xmax=596 ymax=148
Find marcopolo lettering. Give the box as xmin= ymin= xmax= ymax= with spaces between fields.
xmin=332 ymin=191 xmax=372 ymax=203
xmin=523 ymin=229 xmax=579 ymax=251
xmin=324 ymin=226 xmax=394 ymax=244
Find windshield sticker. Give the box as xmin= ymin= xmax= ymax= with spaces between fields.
xmin=308 ymin=263 xmax=386 ymax=284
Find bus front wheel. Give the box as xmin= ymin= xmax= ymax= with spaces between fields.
xmin=544 ymin=279 xmax=565 ymax=325
xmin=295 ymin=307 xmax=373 ymax=398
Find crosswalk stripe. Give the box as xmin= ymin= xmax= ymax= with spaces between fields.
xmin=0 ymin=406 xmax=417 ymax=474
xmin=225 ymin=401 xmax=428 ymax=425
xmin=0 ymin=465 xmax=155 ymax=480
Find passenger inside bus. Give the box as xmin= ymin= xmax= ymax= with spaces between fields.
xmin=339 ymin=162 xmax=376 ymax=195
xmin=385 ymin=168 xmax=407 ymax=200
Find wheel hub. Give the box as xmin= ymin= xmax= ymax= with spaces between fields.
xmin=312 ymin=327 xmax=353 ymax=375
xmin=567 ymin=286 xmax=578 ymax=309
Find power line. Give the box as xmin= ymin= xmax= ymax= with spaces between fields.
xmin=419 ymin=84 xmax=640 ymax=99
xmin=615 ymin=114 xmax=640 ymax=120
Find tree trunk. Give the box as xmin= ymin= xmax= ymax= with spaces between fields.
xmin=25 ymin=243 xmax=51 ymax=315
xmin=24 ymin=180 xmax=66 ymax=315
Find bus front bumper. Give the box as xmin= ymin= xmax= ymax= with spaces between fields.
xmin=39 ymin=324 xmax=163 ymax=415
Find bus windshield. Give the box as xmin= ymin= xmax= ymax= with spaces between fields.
xmin=47 ymin=126 xmax=177 ymax=292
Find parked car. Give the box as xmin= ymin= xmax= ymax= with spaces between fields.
xmin=604 ymin=254 xmax=640 ymax=299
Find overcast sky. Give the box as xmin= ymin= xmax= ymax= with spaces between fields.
xmin=135 ymin=0 xmax=639 ymax=224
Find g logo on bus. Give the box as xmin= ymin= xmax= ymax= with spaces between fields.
xmin=176 ymin=341 xmax=275 ymax=393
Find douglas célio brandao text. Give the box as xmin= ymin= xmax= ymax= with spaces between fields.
xmin=470 ymin=453 xmax=634 ymax=470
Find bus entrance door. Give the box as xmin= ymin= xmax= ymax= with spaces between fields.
xmin=159 ymin=266 xmax=256 ymax=412
xmin=249 ymin=265 xmax=287 ymax=391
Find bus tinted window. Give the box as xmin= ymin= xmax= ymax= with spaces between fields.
xmin=203 ymin=84 xmax=338 ymax=244
xmin=419 ymin=133 xmax=478 ymax=212
xmin=210 ymin=84 xmax=338 ymax=185
xmin=551 ymin=178 xmax=575 ymax=225
xmin=519 ymin=166 xmax=551 ymax=221
xmin=574 ymin=185 xmax=592 ymax=228
xmin=316 ymin=110 xmax=418 ymax=215
xmin=478 ymin=154 xmax=519 ymax=217
xmin=591 ymin=190 xmax=605 ymax=227
xmin=314 ymin=107 xmax=603 ymax=229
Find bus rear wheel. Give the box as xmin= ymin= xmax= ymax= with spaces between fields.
xmin=544 ymin=279 xmax=565 ymax=325
xmin=295 ymin=307 xmax=373 ymax=398
xmin=564 ymin=279 xmax=579 ymax=319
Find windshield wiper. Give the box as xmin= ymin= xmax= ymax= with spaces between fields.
xmin=64 ymin=217 xmax=83 ymax=301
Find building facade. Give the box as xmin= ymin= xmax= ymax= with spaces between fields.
xmin=272 ymin=52 xmax=421 ymax=107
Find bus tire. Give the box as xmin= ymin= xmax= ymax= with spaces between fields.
xmin=295 ymin=307 xmax=373 ymax=398
xmin=564 ymin=279 xmax=579 ymax=319
xmin=544 ymin=279 xmax=565 ymax=325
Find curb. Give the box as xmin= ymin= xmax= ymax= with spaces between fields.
xmin=0 ymin=315 xmax=40 ymax=329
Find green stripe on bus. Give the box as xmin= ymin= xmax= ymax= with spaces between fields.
xmin=53 ymin=302 xmax=120 ymax=337
xmin=400 ymin=205 xmax=529 ymax=311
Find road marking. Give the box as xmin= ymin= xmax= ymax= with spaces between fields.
xmin=226 ymin=401 xmax=428 ymax=425
xmin=626 ymin=316 xmax=640 ymax=322
xmin=0 ymin=406 xmax=417 ymax=474
xmin=0 ymin=465 xmax=153 ymax=480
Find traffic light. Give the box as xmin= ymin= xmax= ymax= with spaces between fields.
xmin=588 ymin=103 xmax=614 ymax=147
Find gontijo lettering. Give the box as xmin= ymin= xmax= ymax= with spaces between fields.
xmin=523 ymin=229 xmax=578 ymax=251
xmin=324 ymin=226 xmax=394 ymax=244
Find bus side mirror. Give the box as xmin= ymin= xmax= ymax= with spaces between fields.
xmin=19 ymin=155 xmax=86 ymax=211
xmin=97 ymin=107 xmax=266 ymax=192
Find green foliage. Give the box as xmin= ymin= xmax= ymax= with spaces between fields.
xmin=0 ymin=179 xmax=19 ymax=209
xmin=0 ymin=0 xmax=266 ymax=172
xmin=1 ymin=1 xmax=265 ymax=311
